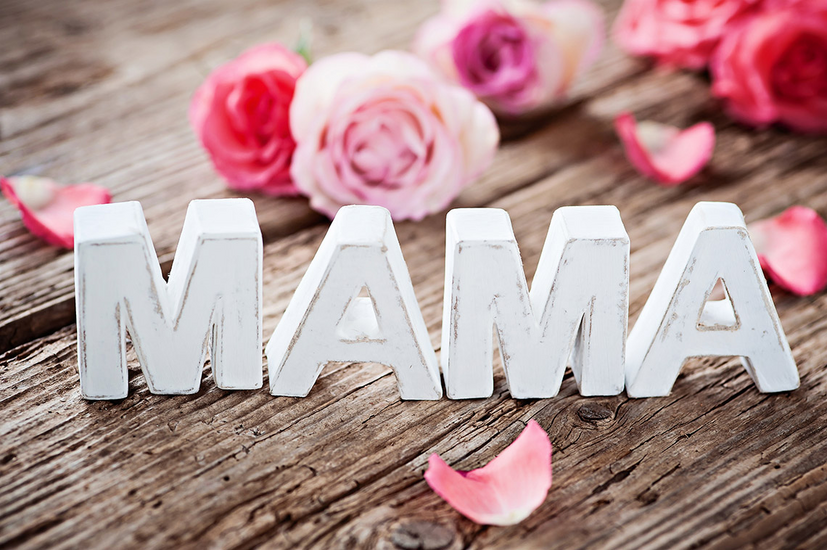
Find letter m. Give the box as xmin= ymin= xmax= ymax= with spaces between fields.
xmin=74 ymin=199 xmax=262 ymax=399
xmin=442 ymin=207 xmax=629 ymax=399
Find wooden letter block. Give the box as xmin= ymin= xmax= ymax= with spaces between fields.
xmin=626 ymin=202 xmax=799 ymax=397
xmin=266 ymin=206 xmax=442 ymax=400
xmin=74 ymin=199 xmax=263 ymax=399
xmin=442 ymin=206 xmax=629 ymax=399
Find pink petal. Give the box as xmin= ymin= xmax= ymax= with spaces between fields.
xmin=1 ymin=176 xmax=112 ymax=249
xmin=614 ymin=111 xmax=715 ymax=186
xmin=749 ymin=206 xmax=827 ymax=296
xmin=424 ymin=419 xmax=552 ymax=526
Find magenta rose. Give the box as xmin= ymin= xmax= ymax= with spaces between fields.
xmin=289 ymin=51 xmax=499 ymax=221
xmin=190 ymin=43 xmax=307 ymax=195
xmin=711 ymin=3 xmax=827 ymax=133
xmin=414 ymin=0 xmax=604 ymax=116
xmin=452 ymin=10 xmax=539 ymax=113
xmin=614 ymin=0 xmax=760 ymax=69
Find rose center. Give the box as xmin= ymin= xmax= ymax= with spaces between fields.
xmin=228 ymin=74 xmax=291 ymax=148
xmin=345 ymin=105 xmax=431 ymax=190
xmin=480 ymin=20 xmax=527 ymax=74
xmin=771 ymin=33 xmax=827 ymax=101
xmin=451 ymin=11 xmax=535 ymax=95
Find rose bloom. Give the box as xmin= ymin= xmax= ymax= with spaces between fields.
xmin=413 ymin=0 xmax=604 ymax=116
xmin=190 ymin=43 xmax=307 ymax=195
xmin=712 ymin=2 xmax=827 ymax=133
xmin=289 ymin=50 xmax=499 ymax=221
xmin=614 ymin=0 xmax=760 ymax=69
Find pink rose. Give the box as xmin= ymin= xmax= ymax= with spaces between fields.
xmin=711 ymin=3 xmax=827 ymax=133
xmin=413 ymin=0 xmax=604 ymax=116
xmin=289 ymin=50 xmax=499 ymax=221
xmin=614 ymin=0 xmax=760 ymax=69
xmin=190 ymin=43 xmax=307 ymax=195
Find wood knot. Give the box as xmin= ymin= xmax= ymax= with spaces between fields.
xmin=577 ymin=403 xmax=612 ymax=422
xmin=390 ymin=521 xmax=454 ymax=550
xmin=636 ymin=488 xmax=659 ymax=505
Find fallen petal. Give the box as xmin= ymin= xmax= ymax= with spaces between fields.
xmin=615 ymin=111 xmax=715 ymax=186
xmin=1 ymin=176 xmax=112 ymax=249
xmin=749 ymin=206 xmax=827 ymax=296
xmin=424 ymin=419 xmax=552 ymax=526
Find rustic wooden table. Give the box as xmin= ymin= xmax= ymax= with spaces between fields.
xmin=2 ymin=0 xmax=827 ymax=548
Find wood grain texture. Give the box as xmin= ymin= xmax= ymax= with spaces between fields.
xmin=2 ymin=0 xmax=827 ymax=548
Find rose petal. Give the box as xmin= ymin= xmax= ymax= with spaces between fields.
xmin=1 ymin=176 xmax=112 ymax=249
xmin=614 ymin=111 xmax=715 ymax=186
xmin=749 ymin=206 xmax=827 ymax=296
xmin=424 ymin=419 xmax=552 ymax=526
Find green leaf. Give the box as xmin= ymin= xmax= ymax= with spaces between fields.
xmin=294 ymin=19 xmax=313 ymax=65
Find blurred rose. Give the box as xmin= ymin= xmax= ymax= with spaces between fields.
xmin=289 ymin=50 xmax=499 ymax=221
xmin=413 ymin=0 xmax=604 ymax=116
xmin=712 ymin=3 xmax=827 ymax=133
xmin=614 ymin=0 xmax=759 ymax=69
xmin=190 ymin=43 xmax=307 ymax=195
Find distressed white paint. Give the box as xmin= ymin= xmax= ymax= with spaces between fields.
xmin=441 ymin=207 xmax=629 ymax=399
xmin=265 ymin=206 xmax=442 ymax=400
xmin=74 ymin=199 xmax=263 ymax=399
xmin=74 ymin=200 xmax=800 ymax=402
xmin=626 ymin=202 xmax=799 ymax=398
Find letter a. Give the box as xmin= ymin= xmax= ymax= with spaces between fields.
xmin=626 ymin=202 xmax=799 ymax=397
xmin=74 ymin=199 xmax=263 ymax=399
xmin=266 ymin=206 xmax=441 ymax=400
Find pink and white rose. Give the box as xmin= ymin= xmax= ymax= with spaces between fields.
xmin=190 ymin=43 xmax=307 ymax=195
xmin=413 ymin=0 xmax=604 ymax=116
xmin=614 ymin=0 xmax=759 ymax=70
xmin=289 ymin=50 xmax=499 ymax=221
xmin=711 ymin=2 xmax=827 ymax=133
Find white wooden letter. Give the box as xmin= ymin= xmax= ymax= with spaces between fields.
xmin=626 ymin=202 xmax=799 ymax=397
xmin=74 ymin=199 xmax=263 ymax=399
xmin=266 ymin=206 xmax=442 ymax=400
xmin=442 ymin=207 xmax=629 ymax=399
